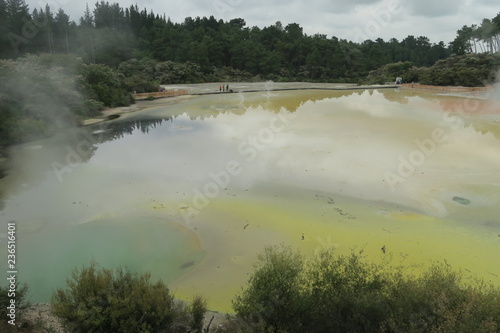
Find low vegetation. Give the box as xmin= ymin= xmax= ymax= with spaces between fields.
xmin=364 ymin=53 xmax=500 ymax=86
xmin=228 ymin=246 xmax=500 ymax=333
xmin=0 ymin=54 xmax=133 ymax=145
xmin=1 ymin=248 xmax=499 ymax=332
xmin=51 ymin=262 xmax=206 ymax=333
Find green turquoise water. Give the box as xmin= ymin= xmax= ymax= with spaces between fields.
xmin=13 ymin=216 xmax=204 ymax=302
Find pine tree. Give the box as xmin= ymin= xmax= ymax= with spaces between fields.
xmin=5 ymin=0 xmax=31 ymax=56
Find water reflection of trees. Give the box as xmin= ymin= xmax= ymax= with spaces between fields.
xmin=52 ymin=118 xmax=173 ymax=167
xmin=76 ymin=89 xmax=484 ymax=156
xmin=241 ymin=90 xmax=364 ymax=113
xmin=75 ymin=91 xmax=371 ymax=156
xmin=51 ymin=89 xmax=469 ymax=159
xmin=0 ymin=118 xmax=174 ymax=195
xmin=92 ymin=117 xmax=173 ymax=144
xmin=53 ymin=89 xmax=467 ymax=168
xmin=380 ymin=89 xmax=410 ymax=104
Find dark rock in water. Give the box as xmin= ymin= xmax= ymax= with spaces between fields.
xmin=453 ymin=196 xmax=471 ymax=205
xmin=107 ymin=114 xmax=120 ymax=120
xmin=180 ymin=261 xmax=194 ymax=269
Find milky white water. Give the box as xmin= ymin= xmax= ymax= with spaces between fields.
xmin=1 ymin=88 xmax=499 ymax=311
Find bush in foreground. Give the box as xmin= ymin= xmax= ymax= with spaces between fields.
xmin=231 ymin=246 xmax=500 ymax=333
xmin=233 ymin=246 xmax=309 ymax=332
xmin=51 ymin=262 xmax=206 ymax=333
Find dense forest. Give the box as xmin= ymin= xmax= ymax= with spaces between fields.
xmin=1 ymin=1 xmax=499 ymax=82
xmin=0 ymin=0 xmax=500 ymax=145
xmin=0 ymin=0 xmax=461 ymax=80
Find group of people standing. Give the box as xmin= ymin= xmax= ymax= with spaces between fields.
xmin=219 ymin=84 xmax=231 ymax=92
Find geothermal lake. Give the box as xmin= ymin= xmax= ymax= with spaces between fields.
xmin=1 ymin=87 xmax=499 ymax=311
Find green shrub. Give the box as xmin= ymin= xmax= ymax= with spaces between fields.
xmin=189 ymin=295 xmax=207 ymax=333
xmin=80 ymin=63 xmax=133 ymax=108
xmin=6 ymin=118 xmax=50 ymax=143
xmin=306 ymin=250 xmax=389 ymax=332
xmin=366 ymin=53 xmax=500 ymax=86
xmin=233 ymin=247 xmax=500 ymax=333
xmin=382 ymin=265 xmax=500 ymax=332
xmin=68 ymin=99 xmax=103 ymax=119
xmin=0 ymin=54 xmax=133 ymax=145
xmin=364 ymin=61 xmax=416 ymax=84
xmin=233 ymin=245 xmax=310 ymax=332
xmin=52 ymin=262 xmax=206 ymax=333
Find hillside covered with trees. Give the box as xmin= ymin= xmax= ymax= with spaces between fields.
xmin=1 ymin=0 xmax=454 ymax=81
xmin=1 ymin=1 xmax=499 ymax=82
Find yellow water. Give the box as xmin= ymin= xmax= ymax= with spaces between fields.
xmin=170 ymin=191 xmax=499 ymax=312
xmin=1 ymin=88 xmax=499 ymax=313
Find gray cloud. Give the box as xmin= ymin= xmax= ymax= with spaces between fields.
xmin=25 ymin=0 xmax=499 ymax=43
xmin=407 ymin=0 xmax=467 ymax=17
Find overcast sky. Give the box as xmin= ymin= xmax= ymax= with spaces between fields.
xmin=27 ymin=0 xmax=499 ymax=44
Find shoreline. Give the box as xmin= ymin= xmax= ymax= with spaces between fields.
xmin=82 ymin=81 xmax=496 ymax=127
xmin=81 ymin=82 xmax=397 ymax=126
xmin=81 ymin=95 xmax=195 ymax=126
xmin=20 ymin=303 xmax=229 ymax=333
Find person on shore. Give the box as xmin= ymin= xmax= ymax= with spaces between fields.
xmin=219 ymin=85 xmax=222 ymax=92
xmin=226 ymin=84 xmax=229 ymax=92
